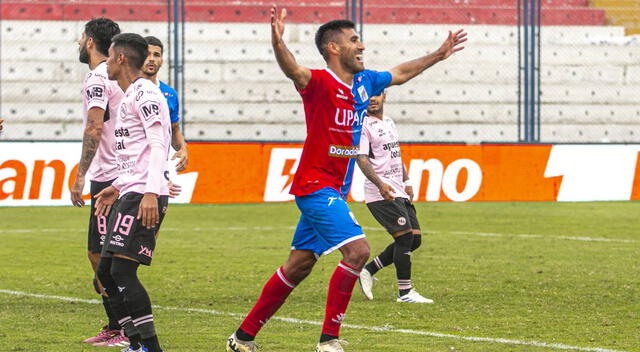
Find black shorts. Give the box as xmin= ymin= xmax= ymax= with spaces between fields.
xmin=101 ymin=192 xmax=169 ymax=266
xmin=367 ymin=197 xmax=420 ymax=235
xmin=88 ymin=179 xmax=116 ymax=253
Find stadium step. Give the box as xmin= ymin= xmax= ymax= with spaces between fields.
xmin=0 ymin=0 xmax=606 ymax=25
xmin=590 ymin=0 xmax=640 ymax=35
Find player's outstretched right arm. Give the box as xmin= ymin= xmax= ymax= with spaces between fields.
xmin=271 ymin=5 xmax=311 ymax=90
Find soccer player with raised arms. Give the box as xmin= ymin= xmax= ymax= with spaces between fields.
xmin=71 ymin=17 xmax=128 ymax=347
xmin=93 ymin=32 xmax=172 ymax=352
xmin=227 ymin=6 xmax=466 ymax=352
xmin=357 ymin=91 xmax=431 ymax=304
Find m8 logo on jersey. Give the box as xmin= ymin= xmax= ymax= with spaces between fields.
xmin=86 ymin=85 xmax=104 ymax=99
xmin=140 ymin=101 xmax=160 ymax=121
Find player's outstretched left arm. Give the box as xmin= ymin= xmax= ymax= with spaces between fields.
xmin=271 ymin=5 xmax=311 ymax=90
xmin=389 ymin=29 xmax=467 ymax=86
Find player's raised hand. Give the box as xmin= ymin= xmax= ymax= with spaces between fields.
xmin=271 ymin=5 xmax=287 ymax=44
xmin=94 ymin=185 xmax=119 ymax=216
xmin=437 ymin=29 xmax=467 ymax=60
xmin=379 ymin=183 xmax=396 ymax=201
xmin=138 ymin=193 xmax=159 ymax=229
xmin=71 ymin=176 xmax=86 ymax=207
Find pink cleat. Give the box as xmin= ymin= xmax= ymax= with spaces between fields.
xmin=83 ymin=325 xmax=120 ymax=344
xmin=92 ymin=329 xmax=130 ymax=347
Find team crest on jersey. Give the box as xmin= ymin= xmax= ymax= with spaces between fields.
xmin=357 ymin=85 xmax=368 ymax=102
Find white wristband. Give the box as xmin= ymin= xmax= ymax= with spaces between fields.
xmin=404 ymin=179 xmax=413 ymax=187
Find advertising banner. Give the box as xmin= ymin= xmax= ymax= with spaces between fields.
xmin=1 ymin=142 xmax=639 ymax=206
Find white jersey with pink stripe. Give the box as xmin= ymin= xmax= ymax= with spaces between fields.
xmin=358 ymin=115 xmax=409 ymax=203
xmin=112 ymin=78 xmax=171 ymax=197
xmin=82 ymin=61 xmax=124 ymax=182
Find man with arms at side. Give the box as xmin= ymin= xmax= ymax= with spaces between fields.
xmin=357 ymin=91 xmax=431 ymax=304
xmin=71 ymin=17 xmax=128 ymax=347
xmin=226 ymin=6 xmax=465 ymax=352
xmin=141 ymin=35 xmax=187 ymax=172
xmin=94 ymin=32 xmax=172 ymax=352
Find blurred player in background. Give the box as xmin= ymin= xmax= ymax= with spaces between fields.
xmin=356 ymin=91 xmax=431 ymax=304
xmin=71 ymin=17 xmax=127 ymax=347
xmin=142 ymin=36 xmax=188 ymax=172
xmin=94 ymin=33 xmax=172 ymax=352
xmin=227 ymin=6 xmax=466 ymax=352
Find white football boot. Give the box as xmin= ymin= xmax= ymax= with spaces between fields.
xmin=315 ymin=339 xmax=345 ymax=352
xmin=358 ymin=268 xmax=375 ymax=300
xmin=396 ymin=289 xmax=434 ymax=304
xmin=226 ymin=333 xmax=257 ymax=352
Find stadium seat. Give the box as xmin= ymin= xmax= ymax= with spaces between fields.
xmin=185 ymin=122 xmax=306 ymax=141
xmin=0 ymin=122 xmax=83 ymax=140
xmin=1 ymin=102 xmax=79 ymax=122
xmin=183 ymin=102 xmax=303 ymax=123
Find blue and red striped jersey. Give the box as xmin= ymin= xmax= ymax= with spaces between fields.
xmin=290 ymin=68 xmax=392 ymax=197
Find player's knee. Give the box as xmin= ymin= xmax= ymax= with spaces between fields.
xmin=411 ymin=234 xmax=422 ymax=251
xmin=343 ymin=242 xmax=370 ymax=269
xmin=109 ymin=257 xmax=140 ymax=288
xmin=284 ymin=257 xmax=316 ymax=283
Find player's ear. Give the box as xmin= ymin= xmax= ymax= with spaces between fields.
xmin=326 ymin=41 xmax=340 ymax=56
xmin=85 ymin=37 xmax=94 ymax=49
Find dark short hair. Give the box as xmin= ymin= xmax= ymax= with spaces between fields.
xmin=112 ymin=33 xmax=149 ymax=70
xmin=84 ymin=18 xmax=121 ymax=57
xmin=145 ymin=36 xmax=163 ymax=54
xmin=315 ymin=19 xmax=355 ymax=58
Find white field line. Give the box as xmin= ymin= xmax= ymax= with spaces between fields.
xmin=0 ymin=289 xmax=629 ymax=352
xmin=0 ymin=226 xmax=636 ymax=244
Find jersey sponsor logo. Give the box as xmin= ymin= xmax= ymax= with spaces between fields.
xmin=114 ymin=127 xmax=130 ymax=138
xmin=328 ymin=145 xmax=359 ymax=158
xmin=397 ymin=217 xmax=407 ymax=226
xmin=138 ymin=245 xmax=153 ymax=258
xmin=334 ymin=108 xmax=366 ymax=127
xmin=86 ymin=84 xmax=105 ymax=100
xmin=140 ymin=101 xmax=161 ymax=121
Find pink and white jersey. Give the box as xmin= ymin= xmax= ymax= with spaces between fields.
xmin=82 ymin=61 xmax=124 ymax=182
xmin=112 ymin=78 xmax=171 ymax=197
xmin=358 ymin=115 xmax=409 ymax=203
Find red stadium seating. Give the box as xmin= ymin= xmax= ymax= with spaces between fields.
xmin=0 ymin=0 xmax=605 ymax=25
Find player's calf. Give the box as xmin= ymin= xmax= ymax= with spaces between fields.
xmin=110 ymin=257 xmax=162 ymax=352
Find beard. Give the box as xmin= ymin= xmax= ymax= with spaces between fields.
xmin=340 ymin=51 xmax=364 ymax=74
xmin=79 ymin=46 xmax=89 ymax=64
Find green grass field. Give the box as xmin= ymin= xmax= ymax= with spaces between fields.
xmin=0 ymin=202 xmax=638 ymax=352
